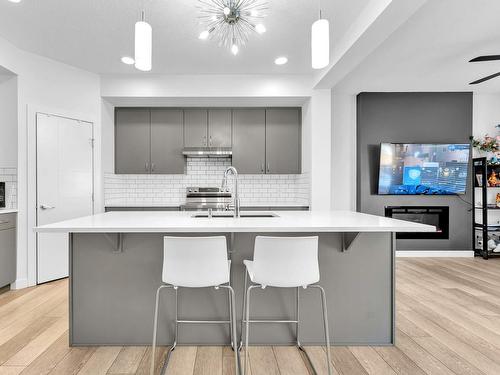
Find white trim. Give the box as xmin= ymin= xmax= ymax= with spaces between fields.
xmin=11 ymin=278 xmax=28 ymax=290
xmin=396 ymin=250 xmax=474 ymax=258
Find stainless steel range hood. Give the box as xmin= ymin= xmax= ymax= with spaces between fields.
xmin=182 ymin=147 xmax=232 ymax=158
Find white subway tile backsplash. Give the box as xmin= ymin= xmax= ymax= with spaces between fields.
xmin=105 ymin=158 xmax=310 ymax=207
xmin=0 ymin=167 xmax=17 ymax=209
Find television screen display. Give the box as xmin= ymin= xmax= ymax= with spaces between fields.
xmin=378 ymin=143 xmax=470 ymax=195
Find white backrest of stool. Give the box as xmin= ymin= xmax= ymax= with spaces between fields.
xmin=163 ymin=236 xmax=229 ymax=288
xmin=253 ymin=236 xmax=319 ymax=287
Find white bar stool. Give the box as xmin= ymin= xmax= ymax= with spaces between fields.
xmin=240 ymin=236 xmax=332 ymax=375
xmin=151 ymin=236 xmax=240 ymax=375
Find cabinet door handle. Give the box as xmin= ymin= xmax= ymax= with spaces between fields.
xmin=151 ymin=162 xmax=155 ymax=172
xmin=209 ymin=136 xmax=212 ymax=146
xmin=145 ymin=162 xmax=149 ymax=171
xmin=0 ymin=220 xmax=9 ymax=225
xmin=267 ymin=163 xmax=270 ymax=173
xmin=203 ymin=136 xmax=207 ymax=146
xmin=261 ymin=163 xmax=264 ymax=173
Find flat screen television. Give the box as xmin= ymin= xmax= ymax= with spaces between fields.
xmin=378 ymin=143 xmax=470 ymax=195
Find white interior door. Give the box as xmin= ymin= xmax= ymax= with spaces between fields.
xmin=36 ymin=113 xmax=93 ymax=284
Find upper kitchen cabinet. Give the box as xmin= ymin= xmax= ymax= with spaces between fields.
xmin=115 ymin=108 xmax=151 ymax=174
xmin=184 ymin=109 xmax=208 ymax=147
xmin=208 ymin=109 xmax=232 ymax=147
xmin=265 ymin=108 xmax=301 ymax=174
xmin=232 ymin=109 xmax=266 ymax=174
xmin=150 ymin=109 xmax=185 ymax=174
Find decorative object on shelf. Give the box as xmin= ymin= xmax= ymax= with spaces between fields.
xmin=488 ymin=170 xmax=500 ymax=187
xmin=470 ymin=134 xmax=500 ymax=163
xmin=496 ymin=193 xmax=500 ymax=208
xmin=476 ymin=174 xmax=483 ymax=187
xmin=311 ymin=0 xmax=329 ymax=69
xmin=197 ymin=0 xmax=268 ymax=55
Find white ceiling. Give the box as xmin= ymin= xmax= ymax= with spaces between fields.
xmin=0 ymin=0 xmax=368 ymax=75
xmin=336 ymin=0 xmax=500 ymax=93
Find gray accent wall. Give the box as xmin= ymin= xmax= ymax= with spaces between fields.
xmin=356 ymin=92 xmax=473 ymax=251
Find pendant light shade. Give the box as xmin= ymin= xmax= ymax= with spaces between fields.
xmin=135 ymin=12 xmax=152 ymax=72
xmin=311 ymin=18 xmax=329 ymax=69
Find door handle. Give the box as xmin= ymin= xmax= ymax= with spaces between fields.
xmin=0 ymin=220 xmax=9 ymax=225
xmin=267 ymin=163 xmax=270 ymax=173
xmin=145 ymin=162 xmax=149 ymax=171
xmin=261 ymin=163 xmax=264 ymax=173
xmin=209 ymin=136 xmax=212 ymax=146
xmin=40 ymin=204 xmax=55 ymax=210
xmin=203 ymin=136 xmax=207 ymax=146
xmin=151 ymin=162 xmax=155 ymax=172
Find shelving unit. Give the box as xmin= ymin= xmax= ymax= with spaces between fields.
xmin=472 ymin=157 xmax=500 ymax=259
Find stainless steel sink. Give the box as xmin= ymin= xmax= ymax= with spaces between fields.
xmin=192 ymin=212 xmax=279 ymax=218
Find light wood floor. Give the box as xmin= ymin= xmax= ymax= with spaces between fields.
xmin=0 ymin=258 xmax=500 ymax=374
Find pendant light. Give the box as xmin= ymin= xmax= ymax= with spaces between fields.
xmin=311 ymin=1 xmax=329 ymax=69
xmin=135 ymin=11 xmax=152 ymax=71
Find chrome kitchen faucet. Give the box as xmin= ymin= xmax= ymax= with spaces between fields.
xmin=221 ymin=166 xmax=240 ymax=218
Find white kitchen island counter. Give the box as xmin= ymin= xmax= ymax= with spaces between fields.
xmin=34 ymin=210 xmax=434 ymax=347
xmin=35 ymin=210 xmax=434 ymax=233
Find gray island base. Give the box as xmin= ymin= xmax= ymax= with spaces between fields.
xmin=70 ymin=231 xmax=395 ymax=346
xmin=35 ymin=210 xmax=434 ymax=347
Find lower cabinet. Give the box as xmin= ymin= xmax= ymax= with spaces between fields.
xmin=0 ymin=213 xmax=16 ymax=288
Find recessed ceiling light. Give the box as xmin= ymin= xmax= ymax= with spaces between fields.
xmin=255 ymin=24 xmax=266 ymax=34
xmin=274 ymin=56 xmax=288 ymax=65
xmin=121 ymin=56 xmax=135 ymax=65
xmin=199 ymin=30 xmax=210 ymax=40
xmin=8 ymin=0 xmax=22 ymax=3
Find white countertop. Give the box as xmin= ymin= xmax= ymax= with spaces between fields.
xmin=0 ymin=209 xmax=18 ymax=214
xmin=34 ymin=210 xmax=435 ymax=233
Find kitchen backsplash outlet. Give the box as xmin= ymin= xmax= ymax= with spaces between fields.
xmin=105 ymin=158 xmax=310 ymax=207
xmin=0 ymin=167 xmax=17 ymax=209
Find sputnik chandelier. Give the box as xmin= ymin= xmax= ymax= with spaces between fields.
xmin=197 ymin=0 xmax=268 ymax=55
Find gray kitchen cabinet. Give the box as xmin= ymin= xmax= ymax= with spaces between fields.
xmin=232 ymin=109 xmax=266 ymax=174
xmin=184 ymin=109 xmax=208 ymax=147
xmin=265 ymin=108 xmax=301 ymax=174
xmin=0 ymin=213 xmax=16 ymax=288
xmin=150 ymin=109 xmax=184 ymax=174
xmin=115 ymin=108 xmax=151 ymax=174
xmin=208 ymin=109 xmax=232 ymax=147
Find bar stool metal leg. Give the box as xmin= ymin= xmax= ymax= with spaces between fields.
xmin=241 ymin=283 xmax=332 ymax=375
xmin=151 ymin=285 xmax=174 ymax=375
xmin=238 ymin=270 xmax=248 ymax=351
xmin=310 ymin=285 xmax=333 ymax=375
xmin=221 ymin=285 xmax=241 ymax=375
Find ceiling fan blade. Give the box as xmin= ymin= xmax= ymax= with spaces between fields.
xmin=469 ymin=55 xmax=500 ymax=62
xmin=469 ymin=72 xmax=500 ymax=85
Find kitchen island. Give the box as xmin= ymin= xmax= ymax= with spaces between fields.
xmin=35 ymin=210 xmax=434 ymax=346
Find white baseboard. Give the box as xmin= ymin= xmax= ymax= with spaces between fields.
xmin=10 ymin=278 xmax=28 ymax=290
xmin=396 ymin=250 xmax=474 ymax=258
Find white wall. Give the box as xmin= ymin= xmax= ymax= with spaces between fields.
xmin=0 ymin=36 xmax=101 ymax=288
xmin=473 ymin=93 xmax=500 ymax=139
xmin=0 ymin=75 xmax=18 ymax=166
xmin=331 ymin=92 xmax=357 ymax=210
xmin=303 ymin=89 xmax=332 ymax=210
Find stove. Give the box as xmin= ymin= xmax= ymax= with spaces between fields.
xmin=180 ymin=187 xmax=232 ymax=211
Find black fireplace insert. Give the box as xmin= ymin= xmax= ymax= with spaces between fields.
xmin=385 ymin=206 xmax=449 ymax=239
